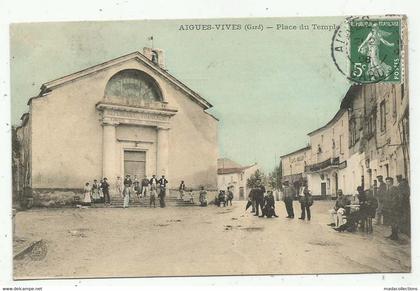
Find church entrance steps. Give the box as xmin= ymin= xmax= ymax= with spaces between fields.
xmin=90 ymin=193 xmax=199 ymax=208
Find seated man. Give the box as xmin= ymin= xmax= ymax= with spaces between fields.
xmin=218 ymin=190 xmax=226 ymax=207
xmin=334 ymin=188 xmax=365 ymax=232
xmin=260 ymin=191 xmax=278 ymax=218
xmin=327 ymin=189 xmax=349 ymax=227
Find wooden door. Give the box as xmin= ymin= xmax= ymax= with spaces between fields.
xmin=124 ymin=151 xmax=146 ymax=179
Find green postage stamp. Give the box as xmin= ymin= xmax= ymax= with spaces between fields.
xmin=349 ymin=18 xmax=402 ymax=83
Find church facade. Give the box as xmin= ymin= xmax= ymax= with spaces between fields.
xmin=15 ymin=48 xmax=219 ymax=205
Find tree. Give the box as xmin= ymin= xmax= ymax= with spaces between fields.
xmin=246 ymin=169 xmax=266 ymax=188
xmin=11 ymin=126 xmax=22 ymax=203
xmin=267 ymin=164 xmax=282 ymax=190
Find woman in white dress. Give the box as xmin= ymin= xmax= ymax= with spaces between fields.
xmin=123 ymin=185 xmax=131 ymax=208
xmin=82 ymin=182 xmax=92 ymax=206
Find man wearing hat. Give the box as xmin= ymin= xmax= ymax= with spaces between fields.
xmin=282 ymin=181 xmax=295 ymax=218
xmin=375 ymin=175 xmax=386 ymax=225
xmin=327 ymin=189 xmax=349 ymax=227
xmin=383 ymin=177 xmax=402 ymax=240
xmin=102 ymin=177 xmax=110 ymax=205
xmin=123 ymin=174 xmax=133 ymax=208
xmin=252 ymin=178 xmax=265 ymax=217
xmin=158 ymin=175 xmax=169 ymax=208
xmin=397 ymin=175 xmax=411 ymax=236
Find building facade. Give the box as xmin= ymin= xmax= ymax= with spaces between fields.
xmin=280 ymin=82 xmax=409 ymax=199
xmin=15 ymin=48 xmax=219 ymax=205
xmin=280 ymin=146 xmax=311 ymax=193
xmin=305 ymin=108 xmax=350 ymax=198
xmin=343 ymin=83 xmax=409 ymax=192
xmin=217 ymin=158 xmax=259 ymax=200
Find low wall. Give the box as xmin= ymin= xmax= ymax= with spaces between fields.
xmin=32 ymin=188 xmax=83 ymax=207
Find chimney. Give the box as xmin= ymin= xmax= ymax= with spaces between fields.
xmin=143 ymin=47 xmax=166 ymax=70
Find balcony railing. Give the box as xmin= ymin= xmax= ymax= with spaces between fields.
xmin=304 ymin=157 xmax=340 ymax=172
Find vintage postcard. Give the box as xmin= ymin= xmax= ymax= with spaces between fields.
xmin=10 ymin=15 xmax=410 ymax=279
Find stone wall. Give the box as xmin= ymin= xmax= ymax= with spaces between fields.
xmin=32 ymin=189 xmax=83 ymax=207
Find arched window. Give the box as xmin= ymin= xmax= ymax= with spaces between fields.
xmin=105 ymin=69 xmax=163 ymax=102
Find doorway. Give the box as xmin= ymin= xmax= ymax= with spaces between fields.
xmin=239 ymin=187 xmax=244 ymax=200
xmin=321 ymin=182 xmax=327 ymax=198
xmin=333 ymin=173 xmax=338 ymax=198
xmin=124 ymin=150 xmax=146 ymax=179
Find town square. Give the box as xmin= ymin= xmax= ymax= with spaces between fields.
xmin=9 ymin=15 xmax=411 ymax=279
xmin=13 ymin=201 xmax=410 ymax=278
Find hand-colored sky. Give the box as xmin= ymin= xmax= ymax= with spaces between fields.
xmin=10 ymin=17 xmax=350 ymax=171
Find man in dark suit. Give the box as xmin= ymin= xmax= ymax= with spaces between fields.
xmin=252 ymin=179 xmax=265 ymax=217
xmin=282 ymin=181 xmax=295 ymax=218
xmin=123 ymin=175 xmax=133 ymax=208
xmin=383 ymin=177 xmax=402 ymax=240
xmin=101 ymin=177 xmax=110 ymax=205
xmin=261 ymin=191 xmax=278 ymax=218
xmin=158 ymin=175 xmax=168 ymax=208
xmin=397 ymin=175 xmax=410 ymax=236
xmin=375 ymin=175 xmax=386 ymax=225
xmin=248 ymin=188 xmax=255 ymax=212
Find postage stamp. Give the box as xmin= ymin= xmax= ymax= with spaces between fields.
xmin=331 ymin=16 xmax=404 ymax=84
xmin=349 ymin=18 xmax=401 ymax=83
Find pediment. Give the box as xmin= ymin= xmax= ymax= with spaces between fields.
xmin=39 ymin=51 xmax=212 ymax=110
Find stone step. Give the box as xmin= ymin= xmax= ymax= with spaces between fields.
xmin=94 ymin=197 xmax=198 ymax=208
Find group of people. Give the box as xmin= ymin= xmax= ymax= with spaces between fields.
xmin=279 ymin=180 xmax=314 ymax=220
xmin=247 ymin=179 xmax=314 ymax=220
xmin=82 ymin=178 xmax=111 ymax=206
xmin=247 ymin=179 xmax=280 ymax=218
xmin=81 ymin=175 xmax=212 ymax=209
xmin=178 ymin=181 xmax=208 ymax=207
xmin=216 ymin=187 xmax=234 ymax=207
xmin=328 ymin=174 xmax=410 ymax=240
xmin=116 ymin=174 xmax=169 ymax=208
xmin=80 ymin=174 xmax=168 ymax=208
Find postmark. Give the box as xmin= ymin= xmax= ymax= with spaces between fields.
xmin=331 ymin=16 xmax=403 ymax=84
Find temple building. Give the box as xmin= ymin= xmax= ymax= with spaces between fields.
xmin=15 ymin=48 xmax=219 ymax=205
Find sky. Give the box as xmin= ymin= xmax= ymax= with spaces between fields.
xmin=10 ymin=17 xmax=351 ymax=171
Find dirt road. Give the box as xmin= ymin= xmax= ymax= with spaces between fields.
xmin=13 ymin=201 xmax=411 ymax=279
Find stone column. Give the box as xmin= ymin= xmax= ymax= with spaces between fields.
xmin=156 ymin=126 xmax=170 ymax=178
xmin=102 ymin=120 xmax=117 ymax=180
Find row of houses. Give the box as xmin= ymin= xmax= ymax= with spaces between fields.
xmin=280 ymin=82 xmax=409 ymax=198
